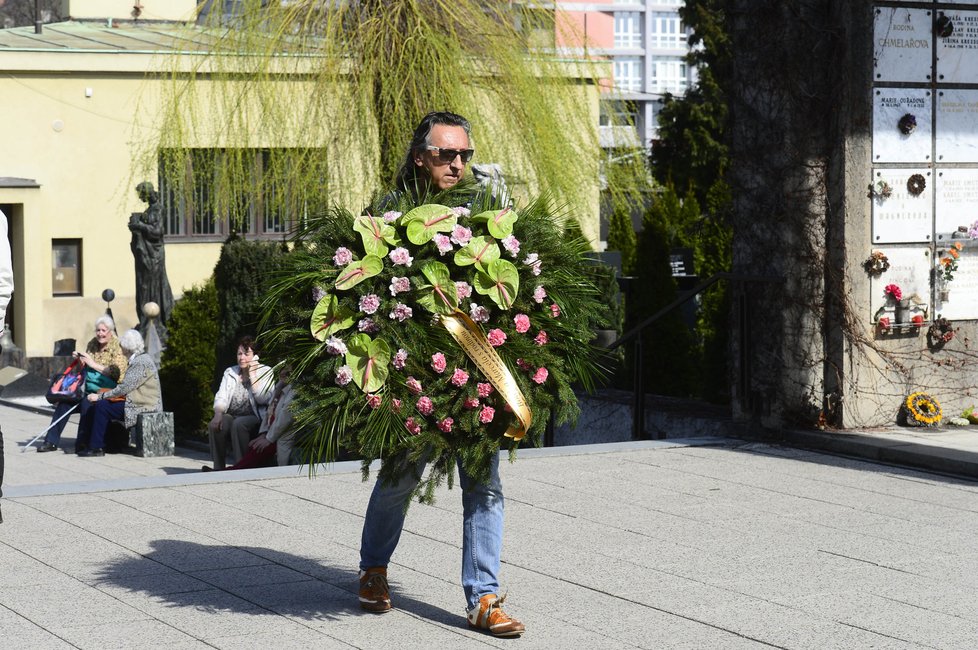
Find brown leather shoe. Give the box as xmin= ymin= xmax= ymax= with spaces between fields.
xmin=359 ymin=567 xmax=392 ymax=613
xmin=467 ymin=593 xmax=525 ymax=637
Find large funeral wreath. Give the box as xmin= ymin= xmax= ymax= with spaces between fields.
xmin=261 ymin=183 xmax=608 ymax=501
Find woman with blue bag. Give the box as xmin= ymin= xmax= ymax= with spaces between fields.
xmin=36 ymin=315 xmax=128 ymax=453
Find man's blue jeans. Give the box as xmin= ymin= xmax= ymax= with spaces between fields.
xmin=359 ymin=451 xmax=504 ymax=610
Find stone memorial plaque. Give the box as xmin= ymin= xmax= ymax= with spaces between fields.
xmin=871 ymin=168 xmax=933 ymax=243
xmin=873 ymin=88 xmax=932 ymax=163
xmin=936 ymin=248 xmax=978 ymax=320
xmin=935 ymin=169 xmax=978 ymax=240
xmin=869 ymin=246 xmax=931 ymax=318
xmin=936 ymin=10 xmax=978 ymax=83
xmin=936 ymin=89 xmax=978 ymax=162
xmin=874 ymin=7 xmax=933 ymax=83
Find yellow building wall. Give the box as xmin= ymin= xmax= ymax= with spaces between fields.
xmin=0 ymin=52 xmax=602 ymax=358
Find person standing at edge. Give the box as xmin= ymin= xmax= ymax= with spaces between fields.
xmin=357 ymin=111 xmax=525 ymax=638
xmin=0 ymin=209 xmax=14 ymax=523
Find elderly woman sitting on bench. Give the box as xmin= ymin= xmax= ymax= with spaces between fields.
xmin=76 ymin=329 xmax=162 ymax=457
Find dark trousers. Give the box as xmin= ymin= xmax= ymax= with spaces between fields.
xmin=77 ymin=400 xmax=125 ymax=451
xmin=44 ymin=399 xmax=91 ymax=447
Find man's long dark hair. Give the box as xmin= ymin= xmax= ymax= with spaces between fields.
xmin=393 ymin=111 xmax=471 ymax=194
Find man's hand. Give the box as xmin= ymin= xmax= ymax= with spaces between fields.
xmin=208 ymin=413 xmax=223 ymax=433
xmin=249 ymin=434 xmax=272 ymax=451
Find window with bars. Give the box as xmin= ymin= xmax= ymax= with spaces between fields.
xmin=614 ymin=12 xmax=643 ymax=49
xmin=613 ymin=57 xmax=643 ymax=93
xmin=158 ymin=148 xmax=328 ymax=240
xmin=650 ymin=11 xmax=684 ymax=49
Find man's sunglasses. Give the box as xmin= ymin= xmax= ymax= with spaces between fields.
xmin=425 ymin=146 xmax=474 ymax=164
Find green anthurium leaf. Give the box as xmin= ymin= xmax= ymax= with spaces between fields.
xmin=474 ymin=259 xmax=520 ymax=310
xmin=453 ymin=235 xmax=500 ymax=271
xmin=402 ymin=204 xmax=457 ymax=245
xmin=416 ymin=261 xmax=459 ymax=315
xmin=471 ymin=207 xmax=519 ymax=239
xmin=353 ymin=215 xmax=398 ymax=257
xmin=346 ymin=333 xmax=391 ymax=393
xmin=335 ymin=255 xmax=383 ymax=291
xmin=309 ymin=294 xmax=355 ymax=340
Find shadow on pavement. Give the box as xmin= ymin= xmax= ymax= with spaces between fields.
xmin=93 ymin=539 xmax=460 ymax=626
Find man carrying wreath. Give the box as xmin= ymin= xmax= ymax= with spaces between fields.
xmin=357 ymin=111 xmax=525 ymax=638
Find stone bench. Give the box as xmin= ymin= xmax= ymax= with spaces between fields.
xmin=132 ymin=411 xmax=175 ymax=457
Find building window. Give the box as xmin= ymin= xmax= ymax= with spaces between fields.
xmin=614 ymin=12 xmax=642 ymax=49
xmin=650 ymin=56 xmax=688 ymax=94
xmin=52 ymin=239 xmax=82 ymax=296
xmin=158 ymin=148 xmax=327 ymax=241
xmin=600 ymin=100 xmax=640 ymax=128
xmin=614 ymin=57 xmax=643 ymax=92
xmin=650 ymin=11 xmax=684 ymax=49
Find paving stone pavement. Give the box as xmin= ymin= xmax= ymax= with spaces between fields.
xmin=2 ymin=403 xmax=978 ymax=649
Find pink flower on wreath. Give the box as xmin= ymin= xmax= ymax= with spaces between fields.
xmin=335 ymin=365 xmax=353 ymax=386
xmin=487 ymin=329 xmax=507 ymax=347
xmin=358 ymin=318 xmax=379 ymax=333
xmin=456 ymin=281 xmax=473 ymax=299
xmin=477 ymin=382 xmax=493 ymax=398
xmin=416 ymin=396 xmax=434 ymax=416
xmin=405 ymin=417 xmax=422 ymax=435
xmin=433 ymin=234 xmax=454 ymax=255
xmin=463 ymin=396 xmax=480 ymax=410
xmin=389 ymin=303 xmax=413 ymax=322
xmin=450 ymin=368 xmax=469 ymax=387
xmin=325 ymin=336 xmax=347 ymax=356
xmin=532 ymin=367 xmax=549 ymax=384
xmin=479 ymin=405 xmax=495 ymax=424
xmin=333 ymin=247 xmax=353 ymax=266
xmin=550 ymin=303 xmax=561 ymax=318
xmin=366 ymin=394 xmax=382 ymax=409
xmin=359 ymin=293 xmax=381 ymax=314
xmin=437 ymin=417 xmax=454 ymax=433
xmin=431 ymin=352 xmax=447 ymax=374
xmin=406 ymin=376 xmax=423 ymax=394
xmin=392 ymin=398 xmax=402 ymax=412
xmin=523 ymin=252 xmax=542 ymax=276
xmin=534 ymin=330 xmax=549 ymax=346
xmin=382 ymin=210 xmax=402 ymax=224
xmin=470 ymin=303 xmax=490 ymax=324
xmin=516 ymin=358 xmax=531 ymax=371
xmin=533 ymin=285 xmax=547 ymax=304
xmin=389 ymin=276 xmax=411 ymax=296
xmin=502 ymin=235 xmax=521 ymax=258
xmin=389 ymin=247 xmax=414 ymax=267
xmin=393 ymin=348 xmax=408 ymax=370
xmin=514 ymin=314 xmax=531 ymax=334
xmin=451 ymin=206 xmax=471 ymax=217
xmin=451 ymin=225 xmax=472 ymax=246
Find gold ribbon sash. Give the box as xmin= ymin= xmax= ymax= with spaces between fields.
xmin=438 ymin=310 xmax=532 ymax=440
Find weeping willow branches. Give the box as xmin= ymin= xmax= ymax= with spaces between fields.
xmin=135 ymin=0 xmax=650 ymax=240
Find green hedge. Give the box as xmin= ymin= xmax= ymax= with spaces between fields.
xmin=160 ymin=279 xmax=219 ymax=439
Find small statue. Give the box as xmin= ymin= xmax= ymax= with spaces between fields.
xmin=129 ymin=182 xmax=174 ymax=341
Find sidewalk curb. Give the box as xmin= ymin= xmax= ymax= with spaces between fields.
xmin=755 ymin=427 xmax=978 ymax=481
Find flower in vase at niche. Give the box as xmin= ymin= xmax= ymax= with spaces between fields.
xmin=939 ymin=242 xmax=963 ymax=283
xmin=883 ymin=284 xmax=902 ymax=301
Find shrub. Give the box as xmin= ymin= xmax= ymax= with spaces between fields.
xmin=160 ymin=279 xmax=219 ymax=439
xmin=212 ymin=236 xmax=289 ymax=386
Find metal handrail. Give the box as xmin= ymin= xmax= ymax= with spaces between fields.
xmin=611 ymin=271 xmax=781 ymax=440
